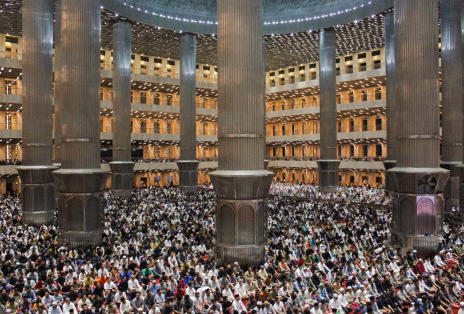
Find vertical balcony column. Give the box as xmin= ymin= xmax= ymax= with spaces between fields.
xmin=441 ymin=0 xmax=462 ymax=211
xmin=17 ymin=0 xmax=56 ymax=226
xmin=109 ymin=21 xmax=134 ymax=197
xmin=317 ymin=28 xmax=340 ymax=193
xmin=209 ymin=0 xmax=274 ymax=266
xmin=383 ymin=11 xmax=397 ymax=183
xmin=176 ymin=33 xmax=199 ymax=192
xmin=54 ymin=0 xmax=63 ymax=165
xmin=457 ymin=3 xmax=464 ymax=212
xmin=388 ymin=0 xmax=449 ymax=256
xmin=53 ymin=0 xmax=108 ymax=247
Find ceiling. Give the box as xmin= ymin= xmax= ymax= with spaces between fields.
xmin=104 ymin=8 xmax=389 ymax=71
xmin=102 ymin=0 xmax=393 ymax=35
xmin=0 ymin=0 xmax=391 ymax=71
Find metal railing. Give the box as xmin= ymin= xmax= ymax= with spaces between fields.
xmin=266 ymin=62 xmax=386 ymax=88
xmin=0 ymin=122 xmax=21 ymax=131
xmin=100 ymin=63 xmax=218 ymax=83
xmin=267 ymin=128 xmax=318 ymax=136
xmin=0 ymin=50 xmax=22 ymax=60
xmin=100 ymin=157 xmax=218 ymax=163
xmin=101 ymin=126 xmax=113 ymax=133
xmin=266 ymin=92 xmax=386 ymax=112
xmin=267 ymin=124 xmax=385 ymax=136
xmin=0 ymin=86 xmax=22 ymax=95
xmin=197 ymin=129 xmax=218 ymax=136
xmin=131 ymin=126 xmax=179 ymax=134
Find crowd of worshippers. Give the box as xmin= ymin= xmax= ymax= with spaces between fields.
xmin=0 ymin=184 xmax=463 ymax=314
xmin=268 ymin=183 xmax=389 ymax=205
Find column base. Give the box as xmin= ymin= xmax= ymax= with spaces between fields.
xmin=53 ymin=168 xmax=108 ymax=248
xmin=217 ymin=244 xmax=265 ymax=267
xmin=387 ymin=167 xmax=449 ymax=257
xmin=388 ymin=234 xmax=441 ymax=258
xmin=17 ymin=165 xmax=58 ymax=225
xmin=60 ymin=229 xmax=103 ymax=248
xmin=210 ymin=170 xmax=274 ymax=266
xmin=317 ymin=160 xmax=340 ymax=193
xmin=109 ymin=161 xmax=135 ymax=198
xmin=22 ymin=209 xmax=55 ymax=226
xmin=177 ymin=160 xmax=199 ymax=193
xmin=440 ymin=162 xmax=461 ymax=212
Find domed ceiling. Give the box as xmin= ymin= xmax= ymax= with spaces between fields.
xmin=101 ymin=0 xmax=393 ymax=34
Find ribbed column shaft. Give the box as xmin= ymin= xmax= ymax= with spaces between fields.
xmin=217 ymin=0 xmax=265 ymax=171
xmin=319 ymin=28 xmax=337 ymax=160
xmin=112 ymin=21 xmax=132 ymax=162
xmin=441 ymin=0 xmax=463 ymax=163
xmin=395 ymin=0 xmax=440 ymax=168
xmin=60 ymin=0 xmax=101 ymax=170
xmin=462 ymin=5 xmax=464 ymax=154
xmin=459 ymin=2 xmax=464 ymax=212
xmin=22 ymin=0 xmax=53 ymax=166
xmin=54 ymin=0 xmax=63 ymax=163
xmin=458 ymin=0 xmax=464 ymax=212
xmin=179 ymin=34 xmax=197 ymax=161
xmin=212 ymin=0 xmax=273 ymax=266
xmin=385 ymin=12 xmax=397 ymax=161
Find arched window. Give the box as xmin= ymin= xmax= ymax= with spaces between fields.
xmin=219 ymin=204 xmax=235 ymax=244
xmin=417 ymin=197 xmax=435 ymax=235
xmin=238 ymin=205 xmax=255 ymax=245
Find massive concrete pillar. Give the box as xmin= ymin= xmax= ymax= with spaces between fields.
xmin=456 ymin=4 xmax=464 ymax=211
xmin=317 ymin=28 xmax=340 ymax=193
xmin=109 ymin=21 xmax=134 ymax=197
xmin=54 ymin=0 xmax=63 ymax=165
xmin=384 ymin=11 xmax=397 ymax=187
xmin=441 ymin=0 xmax=462 ymax=211
xmin=209 ymin=0 xmax=274 ymax=266
xmin=53 ymin=0 xmax=108 ymax=247
xmin=457 ymin=3 xmax=464 ymax=212
xmin=176 ymin=34 xmax=199 ymax=192
xmin=17 ymin=0 xmax=56 ymax=225
xmin=388 ymin=0 xmax=449 ymax=256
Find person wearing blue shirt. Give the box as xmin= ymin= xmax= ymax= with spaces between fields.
xmin=148 ymin=280 xmax=158 ymax=295
xmin=293 ymin=277 xmax=306 ymax=293
xmin=318 ymin=283 xmax=329 ymax=301
xmin=121 ymin=268 xmax=132 ymax=280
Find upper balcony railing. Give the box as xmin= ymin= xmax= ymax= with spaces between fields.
xmin=266 ymin=62 xmax=386 ymax=88
xmin=0 ymin=159 xmax=21 ymax=165
xmin=197 ymin=129 xmax=218 ymax=136
xmin=129 ymin=126 xmax=218 ymax=136
xmin=0 ymin=86 xmax=22 ymax=96
xmin=0 ymin=85 xmax=219 ymax=110
xmin=100 ymin=63 xmax=218 ymax=84
xmin=100 ymin=157 xmax=219 ymax=163
xmin=266 ymin=92 xmax=386 ymax=112
xmin=267 ymin=124 xmax=385 ymax=136
xmin=0 ymin=122 xmax=21 ymax=131
xmin=101 ymin=94 xmax=218 ymax=110
xmin=0 ymin=50 xmax=22 ymax=60
xmin=131 ymin=126 xmax=179 ymax=134
xmin=267 ymin=128 xmax=319 ymax=136
xmin=268 ymin=156 xmax=318 ymax=161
